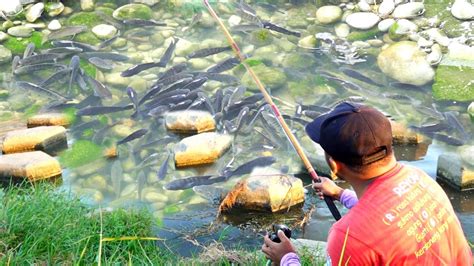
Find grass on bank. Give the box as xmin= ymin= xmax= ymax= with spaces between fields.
xmin=0 ymin=183 xmax=324 ymax=265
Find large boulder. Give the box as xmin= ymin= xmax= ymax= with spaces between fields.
xmin=437 ymin=152 xmax=474 ymax=191
xmin=165 ymin=110 xmax=215 ymax=134
xmin=174 ymin=132 xmax=232 ymax=167
xmin=242 ymin=64 xmax=287 ymax=90
xmin=2 ymin=126 xmax=67 ymax=155
xmin=0 ymin=151 xmax=62 ymax=182
xmin=219 ymin=167 xmax=305 ymax=213
xmin=377 ymin=41 xmax=435 ymax=86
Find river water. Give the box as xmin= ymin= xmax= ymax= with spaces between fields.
xmin=0 ymin=0 xmax=472 ymax=256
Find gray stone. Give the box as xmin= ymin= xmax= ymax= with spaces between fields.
xmin=0 ymin=45 xmax=12 ymax=64
xmin=377 ymin=41 xmax=435 ymax=86
xmin=25 ymin=2 xmax=44 ymax=23
xmin=92 ymin=24 xmax=118 ymax=40
xmin=0 ymin=32 xmax=8 ymax=42
xmin=346 ymin=12 xmax=381 ymax=30
xmin=2 ymin=126 xmax=67 ymax=155
xmin=335 ymin=23 xmax=350 ymax=38
xmin=219 ymin=167 xmax=305 ymax=213
xmin=165 ymin=110 xmax=215 ymax=134
xmin=132 ymin=0 xmax=160 ymax=6
xmin=437 ymin=153 xmax=474 ymax=191
xmin=7 ymin=25 xmax=33 ymax=37
xmin=316 ymin=6 xmax=342 ymax=24
xmin=47 ymin=19 xmax=61 ymax=31
xmin=298 ymin=35 xmax=318 ymax=48
xmin=0 ymin=151 xmax=62 ymax=182
xmin=174 ymin=132 xmax=232 ymax=167
xmin=112 ymin=4 xmax=153 ymax=20
xmin=46 ymin=2 xmax=64 ymax=17
xmin=0 ymin=0 xmax=22 ymax=17
xmin=378 ymin=18 xmax=396 ymax=32
xmin=451 ymin=0 xmax=474 ymax=20
xmin=392 ymin=2 xmax=425 ymax=18
xmin=378 ymin=0 xmax=395 ymax=17
xmin=80 ymin=0 xmax=95 ymax=11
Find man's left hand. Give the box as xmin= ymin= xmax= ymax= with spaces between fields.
xmin=262 ymin=230 xmax=296 ymax=264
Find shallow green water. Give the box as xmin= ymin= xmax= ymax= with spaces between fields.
xmin=0 ymin=0 xmax=472 ymax=256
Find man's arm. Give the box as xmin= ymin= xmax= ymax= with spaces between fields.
xmin=313 ymin=177 xmax=359 ymax=209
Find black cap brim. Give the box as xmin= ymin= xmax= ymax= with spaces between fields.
xmin=305 ymin=113 xmax=330 ymax=143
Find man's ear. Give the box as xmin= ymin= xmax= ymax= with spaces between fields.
xmin=327 ymin=156 xmax=339 ymax=179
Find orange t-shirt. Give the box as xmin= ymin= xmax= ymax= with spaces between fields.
xmin=327 ymin=164 xmax=473 ymax=265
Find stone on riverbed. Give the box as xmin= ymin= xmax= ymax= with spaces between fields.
xmin=7 ymin=26 xmax=34 ymax=38
xmin=0 ymin=45 xmax=12 ymax=65
xmin=2 ymin=126 xmax=67 ymax=155
xmin=450 ymin=0 xmax=474 ymax=20
xmin=26 ymin=3 xmax=44 ymax=23
xmin=315 ymin=6 xmax=342 ymax=24
xmin=112 ymin=4 xmax=153 ymax=20
xmin=165 ymin=110 xmax=215 ymax=134
xmin=392 ymin=2 xmax=425 ymax=19
xmin=80 ymin=0 xmax=95 ymax=11
xmin=391 ymin=121 xmax=425 ymax=144
xmin=377 ymin=41 xmax=434 ymax=86
xmin=437 ymin=152 xmax=474 ymax=191
xmin=92 ymin=24 xmax=118 ymax=40
xmin=432 ymin=55 xmax=474 ymax=101
xmin=219 ymin=167 xmax=305 ymax=213
xmin=27 ymin=113 xmax=72 ymax=128
xmin=242 ymin=64 xmax=287 ymax=91
xmin=345 ymin=12 xmax=381 ymax=30
xmin=174 ymin=132 xmax=231 ymax=167
xmin=0 ymin=151 xmax=62 ymax=182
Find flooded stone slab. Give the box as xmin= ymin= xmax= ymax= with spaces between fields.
xmin=437 ymin=153 xmax=474 ymax=191
xmin=27 ymin=113 xmax=71 ymax=128
xmin=2 ymin=126 xmax=67 ymax=155
xmin=0 ymin=151 xmax=62 ymax=182
xmin=174 ymin=132 xmax=231 ymax=167
xmin=165 ymin=110 xmax=215 ymax=134
xmin=219 ymin=167 xmax=305 ymax=213
xmin=391 ymin=121 xmax=424 ymax=144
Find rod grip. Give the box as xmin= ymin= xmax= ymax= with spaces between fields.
xmin=323 ymin=195 xmax=341 ymax=221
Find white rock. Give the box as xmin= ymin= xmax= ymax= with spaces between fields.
xmin=421 ymin=28 xmax=451 ymax=47
xmin=335 ymin=23 xmax=350 ymax=38
xmin=80 ymin=0 xmax=95 ymax=11
xmin=451 ymin=0 xmax=474 ymax=20
xmin=394 ymin=0 xmax=406 ymax=5
xmin=0 ymin=45 xmax=12 ymax=64
xmin=378 ymin=18 xmax=395 ymax=31
xmin=0 ymin=0 xmax=22 ymax=16
xmin=316 ymin=6 xmax=343 ymax=24
xmin=446 ymin=42 xmax=474 ymax=61
xmin=426 ymin=43 xmax=443 ymax=65
xmin=47 ymin=19 xmax=61 ymax=31
xmin=392 ymin=2 xmax=425 ymax=19
xmin=298 ymin=35 xmax=318 ymax=48
xmin=378 ymin=0 xmax=395 ymax=17
xmin=26 ymin=3 xmax=44 ymax=23
xmin=346 ymin=12 xmax=381 ymax=29
xmin=417 ymin=36 xmax=433 ymax=48
xmin=357 ymin=0 xmax=371 ymax=12
xmin=7 ymin=25 xmax=33 ymax=37
xmin=0 ymin=32 xmax=8 ymax=42
xmin=132 ymin=0 xmax=160 ymax=6
xmin=395 ymin=19 xmax=419 ymax=34
xmin=46 ymin=2 xmax=64 ymax=17
xmin=92 ymin=24 xmax=117 ymax=40
xmin=377 ymin=41 xmax=435 ymax=86
xmin=352 ymin=41 xmax=371 ymax=48
xmin=228 ymin=15 xmax=241 ymax=27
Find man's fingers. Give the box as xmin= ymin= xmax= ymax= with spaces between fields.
xmin=263 ymin=234 xmax=275 ymax=248
xmin=277 ymin=230 xmax=289 ymax=242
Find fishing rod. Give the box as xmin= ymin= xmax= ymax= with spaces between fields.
xmin=203 ymin=0 xmax=341 ymax=221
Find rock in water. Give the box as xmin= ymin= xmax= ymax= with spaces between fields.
xmin=92 ymin=24 xmax=118 ymax=40
xmin=80 ymin=0 xmax=95 ymax=11
xmin=27 ymin=113 xmax=72 ymax=128
xmin=165 ymin=110 xmax=216 ymax=134
xmin=437 ymin=153 xmax=474 ymax=191
xmin=7 ymin=26 xmax=34 ymax=38
xmin=0 ymin=45 xmax=12 ymax=65
xmin=2 ymin=126 xmax=68 ymax=155
xmin=112 ymin=4 xmax=153 ymax=20
xmin=241 ymin=64 xmax=287 ymax=90
xmin=315 ymin=6 xmax=342 ymax=24
xmin=132 ymin=0 xmax=161 ymax=6
xmin=378 ymin=0 xmax=395 ymax=17
xmin=377 ymin=41 xmax=435 ymax=86
xmin=26 ymin=3 xmax=44 ymax=23
xmin=0 ymin=151 xmax=62 ymax=182
xmin=174 ymin=132 xmax=232 ymax=167
xmin=219 ymin=167 xmax=305 ymax=213
xmin=345 ymin=12 xmax=381 ymax=30
xmin=392 ymin=2 xmax=425 ymax=18
xmin=0 ymin=0 xmax=22 ymax=16
xmin=451 ymin=0 xmax=474 ymax=20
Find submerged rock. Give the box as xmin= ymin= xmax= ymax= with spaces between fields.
xmin=0 ymin=45 xmax=12 ymax=65
xmin=113 ymin=4 xmax=153 ymax=20
xmin=242 ymin=64 xmax=287 ymax=90
xmin=0 ymin=151 xmax=62 ymax=182
xmin=45 ymin=2 xmax=64 ymax=17
xmin=388 ymin=19 xmax=418 ymax=41
xmin=451 ymin=0 xmax=474 ymax=20
xmin=392 ymin=2 xmax=425 ymax=19
xmin=432 ymin=57 xmax=474 ymax=101
xmin=219 ymin=167 xmax=305 ymax=213
xmin=27 ymin=113 xmax=72 ymax=128
xmin=80 ymin=0 xmax=95 ymax=12
xmin=345 ymin=12 xmax=381 ymax=30
xmin=133 ymin=0 xmax=160 ymax=6
xmin=165 ymin=110 xmax=216 ymax=134
xmin=92 ymin=24 xmax=118 ymax=40
xmin=26 ymin=3 xmax=44 ymax=23
xmin=298 ymin=35 xmax=318 ymax=48
xmin=0 ymin=0 xmax=22 ymax=17
xmin=315 ymin=6 xmax=342 ymax=24
xmin=377 ymin=41 xmax=434 ymax=86
xmin=2 ymin=126 xmax=67 ymax=155
xmin=7 ymin=26 xmax=34 ymax=38
xmin=47 ymin=19 xmax=61 ymax=31
xmin=174 ymin=132 xmax=232 ymax=167
xmin=437 ymin=153 xmax=474 ymax=191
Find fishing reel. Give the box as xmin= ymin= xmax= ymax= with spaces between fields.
xmin=268 ymin=224 xmax=292 ymax=243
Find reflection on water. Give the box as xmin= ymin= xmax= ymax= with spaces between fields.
xmin=0 ymin=0 xmax=472 ymax=255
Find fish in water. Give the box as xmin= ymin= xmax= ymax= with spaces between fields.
xmin=80 ymin=52 xmax=129 ymax=62
xmin=18 ymin=53 xmax=63 ymax=66
xmin=432 ymin=133 xmax=465 ymax=146
xmin=237 ymin=0 xmax=257 ymax=15
xmin=443 ymin=111 xmax=470 ymax=140
xmin=156 ymin=73 xmax=194 ymax=86
xmin=158 ymin=38 xmax=179 ymax=68
xmin=76 ymin=105 xmax=134 ymax=116
xmin=23 ymin=43 xmax=35 ymax=59
xmin=186 ymin=46 xmax=232 ymax=59
xmin=14 ymin=63 xmax=66 ymax=75
xmin=111 ymin=160 xmax=123 ymax=197
xmin=340 ymin=67 xmax=383 ymax=87
xmin=262 ymin=21 xmax=301 ymax=37
xmin=11 ymin=56 xmax=20 ymax=75
xmin=51 ymin=40 xmax=98 ymax=52
xmin=68 ymin=55 xmax=80 ymax=95
xmin=40 ymin=68 xmax=71 ymax=87
xmin=181 ymin=77 xmax=208 ymax=91
xmin=207 ymin=57 xmax=241 ymax=73
xmin=230 ymin=24 xmax=262 ymax=33
xmin=158 ymin=62 xmax=188 ymax=80
xmin=98 ymin=33 xmax=120 ymax=49
xmin=117 ymin=128 xmax=148 ymax=145
xmin=16 ymin=81 xmax=70 ymax=100
xmin=193 ymin=185 xmax=227 ymax=205
xmin=223 ymin=156 xmax=277 ymax=178
xmin=137 ymin=170 xmax=146 ymax=200
xmin=42 ymin=47 xmax=84 ymax=54
xmin=157 ymin=152 xmax=171 ymax=180
xmin=121 ymin=62 xmax=162 ymax=77
xmin=83 ymin=75 xmax=112 ymax=99
xmin=233 ymin=106 xmax=250 ymax=134
xmin=88 ymin=57 xmax=114 ymax=70
xmin=409 ymin=122 xmax=448 ymax=134
xmin=122 ymin=19 xmax=166 ymax=27
xmin=43 ymin=26 xmax=88 ymax=44
xmin=127 ymin=86 xmax=139 ymax=111
xmin=164 ymin=175 xmax=227 ymax=190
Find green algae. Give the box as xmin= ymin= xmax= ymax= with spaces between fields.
xmin=59 ymin=140 xmax=104 ymax=168
xmin=113 ymin=4 xmax=153 ymax=20
xmin=80 ymin=58 xmax=97 ymax=77
xmin=432 ymin=61 xmax=474 ymax=102
xmin=3 ymin=32 xmax=43 ymax=55
xmin=347 ymin=27 xmax=381 ymax=41
xmin=66 ymin=12 xmax=102 ymax=28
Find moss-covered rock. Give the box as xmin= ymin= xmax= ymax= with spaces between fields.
xmin=432 ymin=59 xmax=474 ymax=101
xmin=347 ymin=27 xmax=381 ymax=41
xmin=242 ymin=64 xmax=287 ymax=90
xmin=112 ymin=4 xmax=152 ymax=20
xmin=282 ymin=53 xmax=315 ymax=69
xmin=75 ymin=31 xmax=102 ymax=45
xmin=59 ymin=140 xmax=104 ymax=168
xmin=2 ymin=31 xmax=43 ymax=54
xmin=66 ymin=12 xmax=103 ymax=28
xmin=0 ymin=45 xmax=12 ymax=64
xmin=249 ymin=29 xmax=273 ymax=47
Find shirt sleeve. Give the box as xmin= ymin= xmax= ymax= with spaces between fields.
xmin=280 ymin=252 xmax=301 ymax=266
xmin=340 ymin=189 xmax=358 ymax=209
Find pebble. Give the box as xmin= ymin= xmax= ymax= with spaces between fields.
xmin=378 ymin=0 xmax=395 ymax=17
xmin=47 ymin=20 xmax=61 ymax=31
xmin=367 ymin=39 xmax=384 ymax=47
xmin=417 ymin=36 xmax=433 ymax=48
xmin=426 ymin=43 xmax=442 ymax=65
xmin=335 ymin=23 xmax=350 ymax=38
xmin=92 ymin=24 xmax=118 ymax=40
xmin=189 ymin=58 xmax=210 ymax=70
xmin=298 ymin=35 xmax=318 ymax=48
xmin=0 ymin=0 xmax=22 ymax=16
xmin=46 ymin=2 xmax=64 ymax=17
xmin=0 ymin=45 xmax=12 ymax=64
xmin=352 ymin=41 xmax=371 ymax=48
xmin=392 ymin=2 xmax=425 ymax=19
xmin=378 ymin=18 xmax=395 ymax=32
xmin=80 ymin=0 xmax=95 ymax=11
xmin=316 ymin=6 xmax=343 ymax=24
xmin=0 ymin=32 xmax=8 ymax=42
xmin=26 ymin=3 xmax=44 ymax=23
xmin=356 ymin=0 xmax=371 ymax=12
xmin=228 ymin=15 xmax=241 ymax=27
xmin=346 ymin=12 xmax=381 ymax=30
xmin=7 ymin=25 xmax=34 ymax=37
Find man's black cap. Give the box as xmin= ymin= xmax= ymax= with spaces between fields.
xmin=305 ymin=102 xmax=392 ymax=166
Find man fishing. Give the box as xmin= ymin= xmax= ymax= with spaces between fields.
xmin=261 ymin=102 xmax=472 ymax=265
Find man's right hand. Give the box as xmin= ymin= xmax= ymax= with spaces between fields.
xmin=312 ymin=177 xmax=344 ymax=201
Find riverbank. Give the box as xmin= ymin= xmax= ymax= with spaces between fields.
xmin=0 ymin=183 xmax=324 ymax=264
